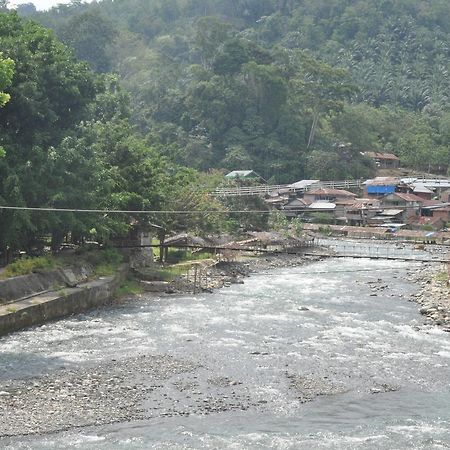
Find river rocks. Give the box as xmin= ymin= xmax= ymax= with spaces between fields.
xmin=191 ymin=254 xmax=321 ymax=294
xmin=286 ymin=372 xmax=347 ymax=403
xmin=0 ymin=355 xmax=256 ymax=438
xmin=410 ymin=264 xmax=450 ymax=328
xmin=370 ymin=383 xmax=399 ymax=394
xmin=140 ymin=280 xmax=171 ymax=293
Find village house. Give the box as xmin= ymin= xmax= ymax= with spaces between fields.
xmin=306 ymin=201 xmax=337 ymax=222
xmin=364 ymin=177 xmax=399 ymax=197
xmin=225 ymin=170 xmax=266 ymax=183
xmin=410 ymin=184 xmax=434 ymax=200
xmin=282 ymin=197 xmax=310 ymax=217
xmin=381 ymin=191 xmax=424 ymax=221
xmin=363 ymin=151 xmax=400 ymax=169
xmin=339 ymin=198 xmax=381 ymax=226
xmin=408 ymin=216 xmax=447 ymax=231
xmin=303 ymin=188 xmax=357 ymax=204
xmin=367 ymin=209 xmax=405 ymax=227
xmin=421 ymin=202 xmax=450 ymax=224
xmin=287 ymin=179 xmax=321 ymax=192
xmin=265 ymin=195 xmax=288 ymax=209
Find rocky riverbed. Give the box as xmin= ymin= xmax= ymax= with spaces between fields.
xmin=0 ymin=354 xmax=257 ymax=437
xmin=177 ymin=252 xmax=326 ymax=292
xmin=410 ymin=264 xmax=450 ymax=331
xmin=0 ymin=349 xmax=344 ymax=438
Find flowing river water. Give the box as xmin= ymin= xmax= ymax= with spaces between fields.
xmin=1 ymin=255 xmax=450 ymax=449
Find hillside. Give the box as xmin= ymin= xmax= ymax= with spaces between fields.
xmin=20 ymin=0 xmax=448 ymax=182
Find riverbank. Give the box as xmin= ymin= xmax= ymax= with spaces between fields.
xmin=153 ymin=249 xmax=331 ymax=295
xmin=0 ymin=265 xmax=129 ymax=337
xmin=410 ymin=264 xmax=450 ymax=331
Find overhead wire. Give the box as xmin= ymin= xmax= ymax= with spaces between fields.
xmin=0 ymin=204 xmax=438 ymax=214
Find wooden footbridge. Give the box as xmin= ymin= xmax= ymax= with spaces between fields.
xmin=303 ymin=252 xmax=450 ymax=263
xmin=309 ymin=239 xmax=450 ymax=263
xmin=119 ymin=240 xmax=450 ymax=264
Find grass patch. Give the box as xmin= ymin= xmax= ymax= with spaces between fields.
xmin=117 ymin=280 xmax=143 ymax=297
xmin=166 ymin=249 xmax=215 ymax=264
xmin=159 ymin=266 xmax=189 ymax=280
xmin=318 ymin=225 xmax=332 ymax=235
xmin=77 ymin=247 xmax=124 ymax=277
xmin=1 ymin=255 xmax=59 ymax=279
xmin=1 ymin=247 xmax=124 ymax=280
xmin=6 ymin=306 xmax=17 ymax=313
xmin=433 ymin=271 xmax=448 ymax=282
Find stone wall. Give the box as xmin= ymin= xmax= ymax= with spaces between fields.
xmin=0 ymin=266 xmax=129 ymax=337
xmin=0 ymin=265 xmax=94 ymax=305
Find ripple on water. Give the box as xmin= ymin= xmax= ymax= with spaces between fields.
xmin=1 ymin=257 xmax=450 ymax=449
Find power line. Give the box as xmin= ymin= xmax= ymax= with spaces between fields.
xmin=0 ymin=204 xmax=435 ymax=214
xmin=0 ymin=205 xmax=267 ymax=214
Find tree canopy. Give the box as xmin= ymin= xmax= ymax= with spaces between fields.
xmin=0 ymin=12 xmax=211 ymax=256
xmin=1 ymin=0 xmax=450 ymax=256
xmin=0 ymin=51 xmax=13 ymax=107
xmin=23 ymin=0 xmax=450 ymax=180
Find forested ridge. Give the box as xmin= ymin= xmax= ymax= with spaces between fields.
xmin=30 ymin=0 xmax=450 ymax=180
xmin=0 ymin=0 xmax=449 ymax=254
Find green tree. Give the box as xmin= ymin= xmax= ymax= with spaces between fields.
xmin=0 ymin=52 xmax=13 ymax=107
xmin=59 ymin=10 xmax=117 ymax=72
xmin=194 ymin=16 xmax=233 ymax=69
xmin=0 ymin=13 xmax=99 ymax=254
xmin=291 ymin=51 xmax=357 ymax=149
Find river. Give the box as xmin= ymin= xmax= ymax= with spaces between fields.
xmin=1 ymin=256 xmax=450 ymax=449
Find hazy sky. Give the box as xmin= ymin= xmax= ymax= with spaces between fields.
xmin=11 ymin=0 xmax=93 ymax=11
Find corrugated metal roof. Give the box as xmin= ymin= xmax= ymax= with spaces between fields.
xmin=307 ymin=188 xmax=357 ymax=197
xmin=308 ymin=202 xmax=336 ymax=210
xmin=413 ymin=185 xmax=434 ymax=194
xmin=225 ymin=170 xmax=256 ymax=178
xmin=364 ymin=177 xmax=399 ymax=186
xmin=364 ymin=151 xmax=400 ymax=160
xmin=288 ymin=179 xmax=320 ymax=189
xmin=422 ymin=202 xmax=450 ymax=210
xmin=379 ymin=209 xmax=404 ymax=216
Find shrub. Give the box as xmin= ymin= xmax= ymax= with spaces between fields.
xmin=2 ymin=256 xmax=57 ymax=279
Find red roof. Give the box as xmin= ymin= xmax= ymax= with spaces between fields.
xmin=415 ymin=216 xmax=445 ymax=225
xmin=388 ymin=192 xmax=424 ymax=203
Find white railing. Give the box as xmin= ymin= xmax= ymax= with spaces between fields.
xmin=213 ymin=179 xmax=365 ymax=197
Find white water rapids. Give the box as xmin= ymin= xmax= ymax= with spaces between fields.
xmin=1 ymin=255 xmax=450 ymax=449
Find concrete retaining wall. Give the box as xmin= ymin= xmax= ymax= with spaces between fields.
xmin=0 ymin=265 xmax=94 ymax=305
xmin=0 ymin=266 xmax=129 ymax=337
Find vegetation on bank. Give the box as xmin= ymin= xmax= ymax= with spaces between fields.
xmin=0 ymin=248 xmax=124 ymax=280
xmin=0 ymin=0 xmax=449 ymax=260
xmin=1 ymin=255 xmax=59 ymax=279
